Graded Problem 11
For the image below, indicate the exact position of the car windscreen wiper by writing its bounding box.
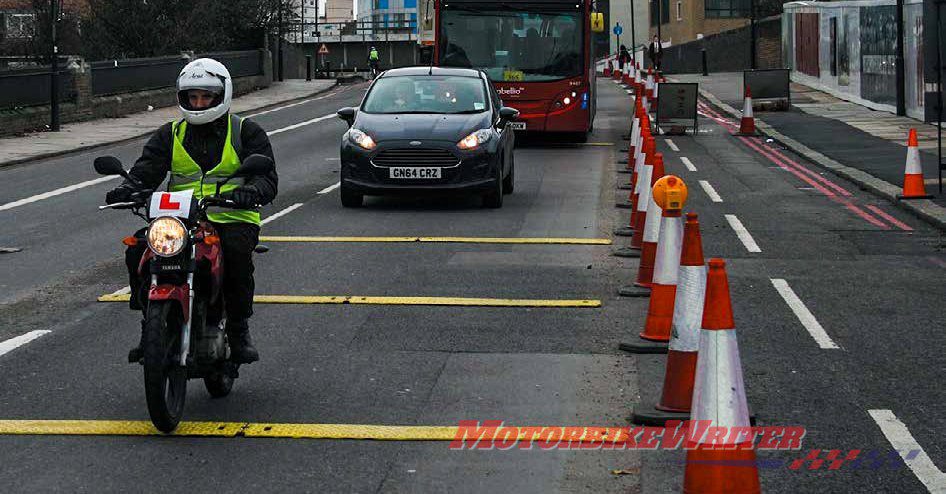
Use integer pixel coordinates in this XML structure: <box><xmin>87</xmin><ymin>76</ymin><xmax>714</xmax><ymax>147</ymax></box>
<box><xmin>451</xmin><ymin>110</ymin><xmax>488</xmax><ymax>114</ymax></box>
<box><xmin>389</xmin><ymin>111</ymin><xmax>449</xmax><ymax>114</ymax></box>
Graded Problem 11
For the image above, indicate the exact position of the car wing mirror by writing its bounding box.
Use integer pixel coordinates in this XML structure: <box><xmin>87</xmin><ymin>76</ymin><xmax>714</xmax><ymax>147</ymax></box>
<box><xmin>498</xmin><ymin>106</ymin><xmax>519</xmax><ymax>125</ymax></box>
<box><xmin>337</xmin><ymin>107</ymin><xmax>357</xmax><ymax>127</ymax></box>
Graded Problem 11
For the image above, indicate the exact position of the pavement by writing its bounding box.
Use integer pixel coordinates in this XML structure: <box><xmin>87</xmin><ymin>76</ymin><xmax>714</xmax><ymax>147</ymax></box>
<box><xmin>671</xmin><ymin>72</ymin><xmax>946</xmax><ymax>231</ymax></box>
<box><xmin>0</xmin><ymin>79</ymin><xmax>338</xmax><ymax>167</ymax></box>
<box><xmin>0</xmin><ymin>75</ymin><xmax>945</xmax><ymax>493</ymax></box>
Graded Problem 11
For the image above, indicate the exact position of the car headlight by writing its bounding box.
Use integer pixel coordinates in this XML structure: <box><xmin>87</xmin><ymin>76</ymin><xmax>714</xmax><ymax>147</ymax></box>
<box><xmin>147</xmin><ymin>216</ymin><xmax>187</xmax><ymax>257</ymax></box>
<box><xmin>457</xmin><ymin>129</ymin><xmax>492</xmax><ymax>150</ymax></box>
<box><xmin>349</xmin><ymin>128</ymin><xmax>376</xmax><ymax>150</ymax></box>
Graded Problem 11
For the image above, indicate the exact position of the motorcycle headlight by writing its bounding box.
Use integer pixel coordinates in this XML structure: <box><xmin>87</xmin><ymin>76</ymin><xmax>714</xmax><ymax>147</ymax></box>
<box><xmin>147</xmin><ymin>216</ymin><xmax>187</xmax><ymax>257</ymax></box>
<box><xmin>348</xmin><ymin>128</ymin><xmax>376</xmax><ymax>150</ymax></box>
<box><xmin>457</xmin><ymin>129</ymin><xmax>492</xmax><ymax>150</ymax></box>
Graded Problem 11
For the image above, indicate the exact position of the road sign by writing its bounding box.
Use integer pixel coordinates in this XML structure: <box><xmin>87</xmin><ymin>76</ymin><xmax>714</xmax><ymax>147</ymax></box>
<box><xmin>318</xmin><ymin>44</ymin><xmax>330</xmax><ymax>55</ymax></box>
<box><xmin>613</xmin><ymin>24</ymin><xmax>623</xmax><ymax>36</ymax></box>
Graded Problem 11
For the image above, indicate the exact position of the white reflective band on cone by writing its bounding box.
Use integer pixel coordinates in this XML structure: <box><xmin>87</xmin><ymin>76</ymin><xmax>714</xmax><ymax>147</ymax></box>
<box><xmin>652</xmin><ymin>217</ymin><xmax>684</xmax><ymax>285</ymax></box>
<box><xmin>631</xmin><ymin>117</ymin><xmax>640</xmax><ymax>148</ymax></box>
<box><xmin>690</xmin><ymin>330</ymin><xmax>752</xmax><ymax>445</ymax></box>
<box><xmin>633</xmin><ymin>124</ymin><xmax>642</xmax><ymax>155</ymax></box>
<box><xmin>654</xmin><ymin>82</ymin><xmax>659</xmax><ymax>98</ymax></box>
<box><xmin>642</xmin><ymin>196</ymin><xmax>663</xmax><ymax>243</ymax></box>
<box><xmin>743</xmin><ymin>96</ymin><xmax>753</xmax><ymax>118</ymax></box>
<box><xmin>636</xmin><ymin>165</ymin><xmax>653</xmax><ymax>212</ymax></box>
<box><xmin>906</xmin><ymin>147</ymin><xmax>922</xmax><ymax>174</ymax></box>
<box><xmin>634</xmin><ymin>142</ymin><xmax>645</xmax><ymax>181</ymax></box>
<box><xmin>669</xmin><ymin>265</ymin><xmax>707</xmax><ymax>353</ymax></box>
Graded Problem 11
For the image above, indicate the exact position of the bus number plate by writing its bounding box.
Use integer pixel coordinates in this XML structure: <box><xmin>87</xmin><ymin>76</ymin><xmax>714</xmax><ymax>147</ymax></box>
<box><xmin>509</xmin><ymin>122</ymin><xmax>526</xmax><ymax>130</ymax></box>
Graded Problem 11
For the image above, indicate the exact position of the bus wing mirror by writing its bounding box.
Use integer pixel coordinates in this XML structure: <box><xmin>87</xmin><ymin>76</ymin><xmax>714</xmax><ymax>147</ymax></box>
<box><xmin>591</xmin><ymin>13</ymin><xmax>605</xmax><ymax>33</ymax></box>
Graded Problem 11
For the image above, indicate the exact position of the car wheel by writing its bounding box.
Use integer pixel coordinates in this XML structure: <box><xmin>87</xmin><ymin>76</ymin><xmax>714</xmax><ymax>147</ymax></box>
<box><xmin>502</xmin><ymin>153</ymin><xmax>515</xmax><ymax>195</ymax></box>
<box><xmin>482</xmin><ymin>165</ymin><xmax>504</xmax><ymax>209</ymax></box>
<box><xmin>340</xmin><ymin>181</ymin><xmax>363</xmax><ymax>208</ymax></box>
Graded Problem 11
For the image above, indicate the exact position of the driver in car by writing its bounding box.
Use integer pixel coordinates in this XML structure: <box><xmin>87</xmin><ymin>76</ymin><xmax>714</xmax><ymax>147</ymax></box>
<box><xmin>104</xmin><ymin>58</ymin><xmax>278</xmax><ymax>365</ymax></box>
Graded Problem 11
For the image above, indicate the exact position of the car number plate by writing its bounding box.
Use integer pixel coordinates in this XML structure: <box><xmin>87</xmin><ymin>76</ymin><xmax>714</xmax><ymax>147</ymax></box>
<box><xmin>509</xmin><ymin>122</ymin><xmax>526</xmax><ymax>130</ymax></box>
<box><xmin>389</xmin><ymin>167</ymin><xmax>441</xmax><ymax>179</ymax></box>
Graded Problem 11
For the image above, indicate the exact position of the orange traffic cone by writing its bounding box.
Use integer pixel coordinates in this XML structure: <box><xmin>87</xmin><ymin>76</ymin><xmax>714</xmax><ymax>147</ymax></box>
<box><xmin>737</xmin><ymin>86</ymin><xmax>756</xmax><ymax>136</ymax></box>
<box><xmin>604</xmin><ymin>59</ymin><xmax>612</xmax><ymax>77</ymax></box>
<box><xmin>634</xmin><ymin>62</ymin><xmax>643</xmax><ymax>95</ymax></box>
<box><xmin>640</xmin><ymin>177</ymin><xmax>689</xmax><ymax>342</ymax></box>
<box><xmin>630</xmin><ymin>135</ymin><xmax>656</xmax><ymax>247</ymax></box>
<box><xmin>614</xmin><ymin>132</ymin><xmax>653</xmax><ymax>258</ymax></box>
<box><xmin>613</xmin><ymin>67</ymin><xmax>622</xmax><ymax>80</ymax></box>
<box><xmin>683</xmin><ymin>258</ymin><xmax>761</xmax><ymax>494</ymax></box>
<box><xmin>625</xmin><ymin>153</ymin><xmax>666</xmax><ymax>297</ymax></box>
<box><xmin>630</xmin><ymin>213</ymin><xmax>707</xmax><ymax>416</ymax></box>
<box><xmin>898</xmin><ymin>129</ymin><xmax>932</xmax><ymax>200</ymax></box>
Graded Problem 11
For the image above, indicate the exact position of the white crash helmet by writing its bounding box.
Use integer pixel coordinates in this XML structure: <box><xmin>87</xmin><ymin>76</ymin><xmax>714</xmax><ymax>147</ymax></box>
<box><xmin>177</xmin><ymin>58</ymin><xmax>232</xmax><ymax>125</ymax></box>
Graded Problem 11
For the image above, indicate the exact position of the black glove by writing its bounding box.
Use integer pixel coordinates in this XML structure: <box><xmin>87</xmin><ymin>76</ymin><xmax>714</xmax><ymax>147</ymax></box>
<box><xmin>223</xmin><ymin>185</ymin><xmax>261</xmax><ymax>209</ymax></box>
<box><xmin>106</xmin><ymin>184</ymin><xmax>136</xmax><ymax>204</ymax></box>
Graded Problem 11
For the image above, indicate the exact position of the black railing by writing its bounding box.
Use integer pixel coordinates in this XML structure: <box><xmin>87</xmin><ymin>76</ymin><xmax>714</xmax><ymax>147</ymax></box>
<box><xmin>0</xmin><ymin>66</ymin><xmax>75</xmax><ymax>110</ymax></box>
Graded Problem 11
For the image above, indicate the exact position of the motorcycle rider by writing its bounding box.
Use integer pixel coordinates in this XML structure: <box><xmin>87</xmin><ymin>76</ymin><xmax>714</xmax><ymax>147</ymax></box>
<box><xmin>105</xmin><ymin>58</ymin><xmax>277</xmax><ymax>365</ymax></box>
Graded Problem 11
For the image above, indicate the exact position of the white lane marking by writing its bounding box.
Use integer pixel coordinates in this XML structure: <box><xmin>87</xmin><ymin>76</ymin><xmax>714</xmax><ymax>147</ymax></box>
<box><xmin>245</xmin><ymin>89</ymin><xmax>343</xmax><ymax>118</ymax></box>
<box><xmin>318</xmin><ymin>182</ymin><xmax>341</xmax><ymax>195</ymax></box>
<box><xmin>0</xmin><ymin>176</ymin><xmax>118</xmax><ymax>212</ymax></box>
<box><xmin>325</xmin><ymin>157</ymin><xmax>340</xmax><ymax>161</ymax></box>
<box><xmin>0</xmin><ymin>111</ymin><xmax>337</xmax><ymax>214</ymax></box>
<box><xmin>770</xmin><ymin>279</ymin><xmax>840</xmax><ymax>350</ymax></box>
<box><xmin>680</xmin><ymin>157</ymin><xmax>697</xmax><ymax>172</ymax></box>
<box><xmin>260</xmin><ymin>203</ymin><xmax>304</xmax><ymax>225</ymax></box>
<box><xmin>698</xmin><ymin>180</ymin><xmax>723</xmax><ymax>203</ymax></box>
<box><xmin>109</xmin><ymin>286</ymin><xmax>131</xmax><ymax>296</ymax></box>
<box><xmin>665</xmin><ymin>139</ymin><xmax>680</xmax><ymax>152</ymax></box>
<box><xmin>868</xmin><ymin>409</ymin><xmax>946</xmax><ymax>493</ymax></box>
<box><xmin>0</xmin><ymin>330</ymin><xmax>51</xmax><ymax>358</ymax></box>
<box><xmin>266</xmin><ymin>114</ymin><xmax>336</xmax><ymax>136</ymax></box>
<box><xmin>725</xmin><ymin>214</ymin><xmax>761</xmax><ymax>253</ymax></box>
<box><xmin>626</xmin><ymin>89</ymin><xmax>633</xmax><ymax>94</ymax></box>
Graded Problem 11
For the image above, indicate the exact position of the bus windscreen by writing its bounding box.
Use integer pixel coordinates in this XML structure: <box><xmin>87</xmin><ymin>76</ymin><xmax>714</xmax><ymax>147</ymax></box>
<box><xmin>439</xmin><ymin>6</ymin><xmax>582</xmax><ymax>82</ymax></box>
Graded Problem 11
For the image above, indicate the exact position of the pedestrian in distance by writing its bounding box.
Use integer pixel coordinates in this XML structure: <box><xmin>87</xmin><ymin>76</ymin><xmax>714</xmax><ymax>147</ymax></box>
<box><xmin>105</xmin><ymin>58</ymin><xmax>278</xmax><ymax>365</ymax></box>
<box><xmin>619</xmin><ymin>44</ymin><xmax>630</xmax><ymax>71</ymax></box>
<box><xmin>649</xmin><ymin>35</ymin><xmax>663</xmax><ymax>71</ymax></box>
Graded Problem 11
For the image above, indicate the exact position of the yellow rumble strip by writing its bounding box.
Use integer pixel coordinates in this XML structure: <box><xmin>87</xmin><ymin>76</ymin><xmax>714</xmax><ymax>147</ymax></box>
<box><xmin>97</xmin><ymin>294</ymin><xmax>601</xmax><ymax>308</ymax></box>
<box><xmin>257</xmin><ymin>236</ymin><xmax>612</xmax><ymax>245</ymax></box>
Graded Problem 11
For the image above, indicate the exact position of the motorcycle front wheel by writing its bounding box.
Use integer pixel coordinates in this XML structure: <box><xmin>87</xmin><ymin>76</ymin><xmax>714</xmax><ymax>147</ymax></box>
<box><xmin>143</xmin><ymin>300</ymin><xmax>188</xmax><ymax>433</ymax></box>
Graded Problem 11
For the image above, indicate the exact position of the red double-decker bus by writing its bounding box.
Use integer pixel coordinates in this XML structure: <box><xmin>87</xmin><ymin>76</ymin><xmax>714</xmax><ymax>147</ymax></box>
<box><xmin>431</xmin><ymin>0</ymin><xmax>597</xmax><ymax>141</ymax></box>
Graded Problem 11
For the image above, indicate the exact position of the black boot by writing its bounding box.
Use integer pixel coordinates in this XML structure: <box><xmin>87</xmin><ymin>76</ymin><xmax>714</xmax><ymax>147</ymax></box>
<box><xmin>226</xmin><ymin>319</ymin><xmax>259</xmax><ymax>364</ymax></box>
<box><xmin>128</xmin><ymin>320</ymin><xmax>146</xmax><ymax>363</ymax></box>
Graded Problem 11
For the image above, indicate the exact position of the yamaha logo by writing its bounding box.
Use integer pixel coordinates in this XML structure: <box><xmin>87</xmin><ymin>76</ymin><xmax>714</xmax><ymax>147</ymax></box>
<box><xmin>410</xmin><ymin>141</ymin><xmax>422</xmax><ymax>146</ymax></box>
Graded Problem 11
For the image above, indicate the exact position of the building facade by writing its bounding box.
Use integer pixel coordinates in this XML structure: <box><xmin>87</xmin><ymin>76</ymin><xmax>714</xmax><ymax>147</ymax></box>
<box><xmin>649</xmin><ymin>0</ymin><xmax>752</xmax><ymax>47</ymax></box>
<box><xmin>357</xmin><ymin>0</ymin><xmax>418</xmax><ymax>34</ymax></box>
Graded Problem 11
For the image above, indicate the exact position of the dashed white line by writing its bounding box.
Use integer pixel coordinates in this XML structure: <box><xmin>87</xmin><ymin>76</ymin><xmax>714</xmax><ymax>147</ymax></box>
<box><xmin>665</xmin><ymin>139</ymin><xmax>680</xmax><ymax>152</ymax></box>
<box><xmin>266</xmin><ymin>114</ymin><xmax>337</xmax><ymax>136</ymax></box>
<box><xmin>698</xmin><ymin>180</ymin><xmax>723</xmax><ymax>203</ymax></box>
<box><xmin>868</xmin><ymin>409</ymin><xmax>946</xmax><ymax>493</ymax></box>
<box><xmin>770</xmin><ymin>279</ymin><xmax>839</xmax><ymax>350</ymax></box>
<box><xmin>245</xmin><ymin>88</ymin><xmax>343</xmax><ymax>118</ymax></box>
<box><xmin>680</xmin><ymin>157</ymin><xmax>697</xmax><ymax>172</ymax></box>
<box><xmin>725</xmin><ymin>214</ymin><xmax>761</xmax><ymax>253</ymax></box>
<box><xmin>0</xmin><ymin>176</ymin><xmax>118</xmax><ymax>212</ymax></box>
<box><xmin>318</xmin><ymin>182</ymin><xmax>341</xmax><ymax>195</ymax></box>
<box><xmin>0</xmin><ymin>330</ymin><xmax>51</xmax><ymax>358</ymax></box>
<box><xmin>260</xmin><ymin>203</ymin><xmax>304</xmax><ymax>225</ymax></box>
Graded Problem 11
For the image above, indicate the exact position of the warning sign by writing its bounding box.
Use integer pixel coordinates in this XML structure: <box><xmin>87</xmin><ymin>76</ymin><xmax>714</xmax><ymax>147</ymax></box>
<box><xmin>318</xmin><ymin>44</ymin><xmax>330</xmax><ymax>55</ymax></box>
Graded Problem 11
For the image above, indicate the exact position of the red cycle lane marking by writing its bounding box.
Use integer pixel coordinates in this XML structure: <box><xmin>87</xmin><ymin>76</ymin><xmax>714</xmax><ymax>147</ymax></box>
<box><xmin>693</xmin><ymin>100</ymin><xmax>897</xmax><ymax>230</ymax></box>
<box><xmin>864</xmin><ymin>205</ymin><xmax>913</xmax><ymax>231</ymax></box>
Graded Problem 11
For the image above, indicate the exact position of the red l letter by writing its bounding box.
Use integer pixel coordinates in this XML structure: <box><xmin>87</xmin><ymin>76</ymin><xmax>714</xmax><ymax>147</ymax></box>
<box><xmin>159</xmin><ymin>193</ymin><xmax>180</xmax><ymax>210</ymax></box>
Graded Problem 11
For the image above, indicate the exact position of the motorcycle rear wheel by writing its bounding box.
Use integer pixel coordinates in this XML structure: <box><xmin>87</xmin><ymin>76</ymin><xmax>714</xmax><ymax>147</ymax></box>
<box><xmin>143</xmin><ymin>300</ymin><xmax>188</xmax><ymax>433</ymax></box>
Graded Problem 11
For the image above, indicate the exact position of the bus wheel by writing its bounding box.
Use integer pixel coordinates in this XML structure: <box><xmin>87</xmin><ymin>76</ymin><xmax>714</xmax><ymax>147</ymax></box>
<box><xmin>571</xmin><ymin>132</ymin><xmax>589</xmax><ymax>144</ymax></box>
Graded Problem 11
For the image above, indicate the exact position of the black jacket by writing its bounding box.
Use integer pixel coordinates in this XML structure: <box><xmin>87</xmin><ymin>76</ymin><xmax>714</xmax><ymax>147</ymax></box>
<box><xmin>124</xmin><ymin>114</ymin><xmax>278</xmax><ymax>205</ymax></box>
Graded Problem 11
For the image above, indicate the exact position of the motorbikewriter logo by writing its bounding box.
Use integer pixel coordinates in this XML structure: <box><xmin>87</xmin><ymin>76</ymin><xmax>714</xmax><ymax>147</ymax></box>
<box><xmin>449</xmin><ymin>420</ymin><xmax>806</xmax><ymax>451</ymax></box>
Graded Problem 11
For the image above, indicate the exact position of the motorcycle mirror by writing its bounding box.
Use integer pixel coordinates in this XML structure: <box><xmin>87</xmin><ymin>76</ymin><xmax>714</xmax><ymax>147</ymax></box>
<box><xmin>94</xmin><ymin>156</ymin><xmax>128</xmax><ymax>177</ymax></box>
<box><xmin>233</xmin><ymin>154</ymin><xmax>275</xmax><ymax>178</ymax></box>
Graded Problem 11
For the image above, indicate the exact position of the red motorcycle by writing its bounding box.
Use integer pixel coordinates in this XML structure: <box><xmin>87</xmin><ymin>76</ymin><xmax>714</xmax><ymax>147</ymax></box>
<box><xmin>95</xmin><ymin>155</ymin><xmax>272</xmax><ymax>432</ymax></box>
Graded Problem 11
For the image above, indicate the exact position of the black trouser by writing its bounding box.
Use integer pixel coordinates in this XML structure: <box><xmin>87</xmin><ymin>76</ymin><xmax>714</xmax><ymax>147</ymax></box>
<box><xmin>125</xmin><ymin>222</ymin><xmax>260</xmax><ymax>325</ymax></box>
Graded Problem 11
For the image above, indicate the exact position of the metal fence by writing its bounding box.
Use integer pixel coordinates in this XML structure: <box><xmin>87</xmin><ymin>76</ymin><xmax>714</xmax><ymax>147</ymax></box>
<box><xmin>0</xmin><ymin>67</ymin><xmax>75</xmax><ymax>110</ymax></box>
<box><xmin>0</xmin><ymin>50</ymin><xmax>264</xmax><ymax>109</ymax></box>
<box><xmin>91</xmin><ymin>50</ymin><xmax>262</xmax><ymax>97</ymax></box>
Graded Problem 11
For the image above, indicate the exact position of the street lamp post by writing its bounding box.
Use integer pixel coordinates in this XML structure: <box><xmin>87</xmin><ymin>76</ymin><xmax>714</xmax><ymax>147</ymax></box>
<box><xmin>277</xmin><ymin>0</ymin><xmax>284</xmax><ymax>81</ymax></box>
<box><xmin>749</xmin><ymin>0</ymin><xmax>757</xmax><ymax>70</ymax></box>
<box><xmin>49</xmin><ymin>0</ymin><xmax>60</xmax><ymax>131</ymax></box>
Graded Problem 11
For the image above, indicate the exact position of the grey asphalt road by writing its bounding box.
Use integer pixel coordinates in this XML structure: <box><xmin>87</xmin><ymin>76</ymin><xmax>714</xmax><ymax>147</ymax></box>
<box><xmin>0</xmin><ymin>76</ymin><xmax>944</xmax><ymax>493</ymax></box>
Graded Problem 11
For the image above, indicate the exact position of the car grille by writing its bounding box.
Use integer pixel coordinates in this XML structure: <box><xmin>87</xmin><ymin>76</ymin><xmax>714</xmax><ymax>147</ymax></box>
<box><xmin>372</xmin><ymin>148</ymin><xmax>460</xmax><ymax>167</ymax></box>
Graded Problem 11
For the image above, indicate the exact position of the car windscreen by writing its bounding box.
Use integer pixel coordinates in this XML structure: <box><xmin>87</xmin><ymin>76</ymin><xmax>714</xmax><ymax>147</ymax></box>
<box><xmin>361</xmin><ymin>75</ymin><xmax>488</xmax><ymax>114</ymax></box>
<box><xmin>439</xmin><ymin>6</ymin><xmax>582</xmax><ymax>82</ymax></box>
